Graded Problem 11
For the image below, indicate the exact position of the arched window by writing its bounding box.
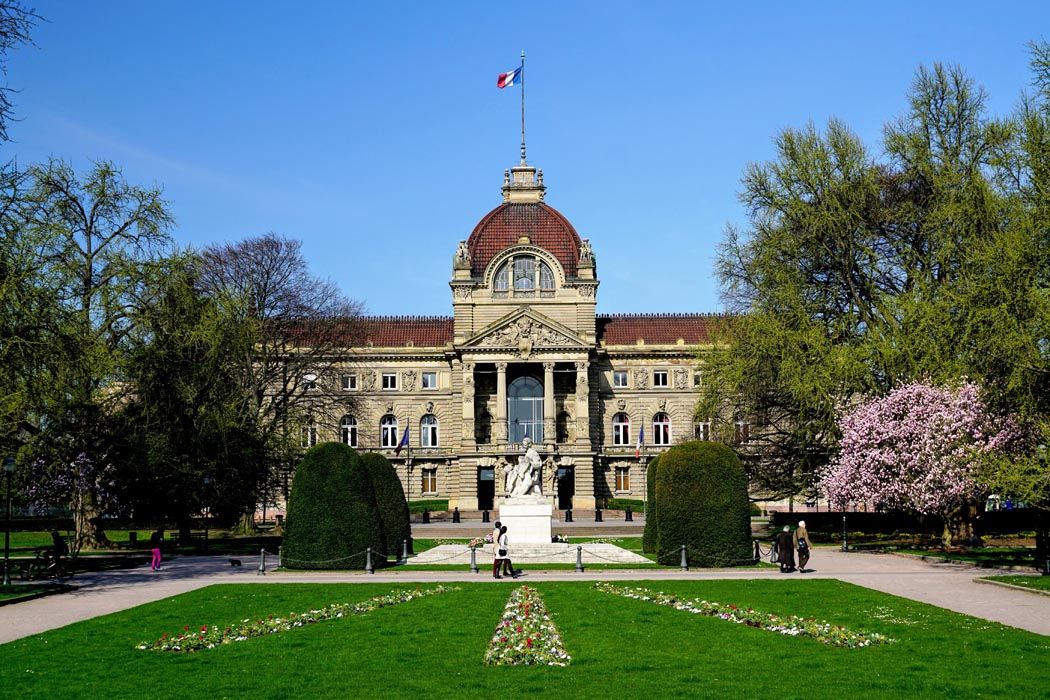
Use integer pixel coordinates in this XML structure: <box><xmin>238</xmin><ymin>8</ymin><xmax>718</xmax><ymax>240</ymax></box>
<box><xmin>513</xmin><ymin>256</ymin><xmax>535</xmax><ymax>290</ymax></box>
<box><xmin>492</xmin><ymin>256</ymin><xmax>557</xmax><ymax>293</ymax></box>
<box><xmin>508</xmin><ymin>375</ymin><xmax>543</xmax><ymax>443</ymax></box>
<box><xmin>612</xmin><ymin>413</ymin><xmax>631</xmax><ymax>446</ymax></box>
<box><xmin>653</xmin><ymin>412</ymin><xmax>671</xmax><ymax>446</ymax></box>
<box><xmin>380</xmin><ymin>415</ymin><xmax>399</xmax><ymax>448</ymax></box>
<box><xmin>340</xmin><ymin>415</ymin><xmax>358</xmax><ymax>447</ymax></box>
<box><xmin>300</xmin><ymin>418</ymin><xmax>317</xmax><ymax>448</ymax></box>
<box><xmin>420</xmin><ymin>414</ymin><xmax>438</xmax><ymax>447</ymax></box>
<box><xmin>494</xmin><ymin>263</ymin><xmax>509</xmax><ymax>291</ymax></box>
<box><xmin>539</xmin><ymin>261</ymin><xmax>555</xmax><ymax>290</ymax></box>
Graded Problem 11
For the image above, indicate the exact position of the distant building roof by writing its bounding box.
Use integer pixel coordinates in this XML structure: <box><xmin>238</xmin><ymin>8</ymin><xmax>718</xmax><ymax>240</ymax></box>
<box><xmin>596</xmin><ymin>314</ymin><xmax>718</xmax><ymax>346</ymax></box>
<box><xmin>466</xmin><ymin>202</ymin><xmax>582</xmax><ymax>278</ymax></box>
<box><xmin>290</xmin><ymin>313</ymin><xmax>721</xmax><ymax>349</ymax></box>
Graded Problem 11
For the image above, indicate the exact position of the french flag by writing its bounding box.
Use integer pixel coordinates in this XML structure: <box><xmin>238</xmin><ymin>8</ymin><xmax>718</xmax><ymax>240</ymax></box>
<box><xmin>636</xmin><ymin>425</ymin><xmax>644</xmax><ymax>459</ymax></box>
<box><xmin>497</xmin><ymin>66</ymin><xmax>521</xmax><ymax>89</ymax></box>
<box><xmin>395</xmin><ymin>427</ymin><xmax>410</xmax><ymax>456</ymax></box>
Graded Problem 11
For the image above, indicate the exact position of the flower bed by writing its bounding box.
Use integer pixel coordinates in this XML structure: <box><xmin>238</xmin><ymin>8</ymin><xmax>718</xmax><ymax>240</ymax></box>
<box><xmin>594</xmin><ymin>583</ymin><xmax>895</xmax><ymax>648</ymax></box>
<box><xmin>138</xmin><ymin>586</ymin><xmax>459</xmax><ymax>653</ymax></box>
<box><xmin>484</xmin><ymin>585</ymin><xmax>571</xmax><ymax>666</ymax></box>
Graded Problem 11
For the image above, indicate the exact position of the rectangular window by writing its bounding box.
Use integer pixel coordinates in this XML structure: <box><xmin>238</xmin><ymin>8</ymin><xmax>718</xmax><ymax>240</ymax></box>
<box><xmin>694</xmin><ymin>422</ymin><xmax>711</xmax><ymax>441</ymax></box>
<box><xmin>421</xmin><ymin>468</ymin><xmax>437</xmax><ymax>495</ymax></box>
<box><xmin>653</xmin><ymin>370</ymin><xmax>668</xmax><ymax>387</ymax></box>
<box><xmin>693</xmin><ymin>372</ymin><xmax>702</xmax><ymax>388</ymax></box>
<box><xmin>422</xmin><ymin>372</ymin><xmax>437</xmax><ymax>390</ymax></box>
<box><xmin>615</xmin><ymin>466</ymin><xmax>631</xmax><ymax>493</ymax></box>
<box><xmin>341</xmin><ymin>374</ymin><xmax>357</xmax><ymax>390</ymax></box>
<box><xmin>613</xmin><ymin>370</ymin><xmax>628</xmax><ymax>388</ymax></box>
<box><xmin>735</xmin><ymin>422</ymin><xmax>751</xmax><ymax>444</ymax></box>
<box><xmin>382</xmin><ymin>372</ymin><xmax>398</xmax><ymax>390</ymax></box>
<box><xmin>300</xmin><ymin>424</ymin><xmax>317</xmax><ymax>448</ymax></box>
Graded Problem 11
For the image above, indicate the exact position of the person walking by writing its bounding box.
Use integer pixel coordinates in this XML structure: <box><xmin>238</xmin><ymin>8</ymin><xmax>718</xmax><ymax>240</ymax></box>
<box><xmin>794</xmin><ymin>520</ymin><xmax>813</xmax><ymax>572</ymax></box>
<box><xmin>491</xmin><ymin>521</ymin><xmax>503</xmax><ymax>579</ymax></box>
<box><xmin>498</xmin><ymin>525</ymin><xmax>518</xmax><ymax>579</ymax></box>
<box><xmin>150</xmin><ymin>530</ymin><xmax>163</xmax><ymax>571</ymax></box>
<box><xmin>775</xmin><ymin>525</ymin><xmax>796</xmax><ymax>573</ymax></box>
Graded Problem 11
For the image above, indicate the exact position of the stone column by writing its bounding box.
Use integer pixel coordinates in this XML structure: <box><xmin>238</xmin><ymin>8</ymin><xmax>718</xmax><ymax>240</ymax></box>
<box><xmin>495</xmin><ymin>361</ymin><xmax>508</xmax><ymax>443</ymax></box>
<box><xmin>574</xmin><ymin>360</ymin><xmax>591</xmax><ymax>448</ymax></box>
<box><xmin>543</xmin><ymin>361</ymin><xmax>556</xmax><ymax>444</ymax></box>
<box><xmin>461</xmin><ymin>361</ymin><xmax>475</xmax><ymax>447</ymax></box>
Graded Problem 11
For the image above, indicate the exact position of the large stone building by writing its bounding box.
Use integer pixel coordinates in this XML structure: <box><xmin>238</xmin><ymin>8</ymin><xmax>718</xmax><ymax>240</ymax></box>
<box><xmin>306</xmin><ymin>160</ymin><xmax>717</xmax><ymax>510</ymax></box>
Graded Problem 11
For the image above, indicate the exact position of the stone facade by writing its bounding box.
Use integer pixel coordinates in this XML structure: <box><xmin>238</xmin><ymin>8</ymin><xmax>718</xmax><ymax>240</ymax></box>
<box><xmin>300</xmin><ymin>161</ymin><xmax>717</xmax><ymax>510</ymax></box>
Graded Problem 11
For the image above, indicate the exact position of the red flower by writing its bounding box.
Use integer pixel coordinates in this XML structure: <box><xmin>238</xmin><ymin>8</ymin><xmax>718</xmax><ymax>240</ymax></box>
<box><xmin>200</xmin><ymin>625</ymin><xmax>208</xmax><ymax>632</ymax></box>
<box><xmin>183</xmin><ymin>625</ymin><xmax>190</xmax><ymax>631</ymax></box>
<box><xmin>526</xmin><ymin>639</ymin><xmax>533</xmax><ymax>647</ymax></box>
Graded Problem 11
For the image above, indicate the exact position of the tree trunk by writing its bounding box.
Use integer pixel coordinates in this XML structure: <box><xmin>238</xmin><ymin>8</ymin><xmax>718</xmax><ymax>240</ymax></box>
<box><xmin>232</xmin><ymin>510</ymin><xmax>257</xmax><ymax>535</ymax></box>
<box><xmin>73</xmin><ymin>491</ymin><xmax>111</xmax><ymax>550</ymax></box>
<box><xmin>177</xmin><ymin>517</ymin><xmax>192</xmax><ymax>546</ymax></box>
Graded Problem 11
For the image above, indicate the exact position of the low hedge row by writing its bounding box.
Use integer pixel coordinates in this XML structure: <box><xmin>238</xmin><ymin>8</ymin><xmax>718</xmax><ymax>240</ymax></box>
<box><xmin>769</xmin><ymin>508</ymin><xmax>1045</xmax><ymax>536</ymax></box>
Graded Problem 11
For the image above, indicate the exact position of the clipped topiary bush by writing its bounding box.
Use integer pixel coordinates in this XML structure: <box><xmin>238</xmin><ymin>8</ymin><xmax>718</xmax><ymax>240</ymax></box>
<box><xmin>641</xmin><ymin>454</ymin><xmax>661</xmax><ymax>553</ymax></box>
<box><xmin>283</xmin><ymin>442</ymin><xmax>387</xmax><ymax>569</ymax></box>
<box><xmin>361</xmin><ymin>452</ymin><xmax>412</xmax><ymax>555</ymax></box>
<box><xmin>655</xmin><ymin>441</ymin><xmax>752</xmax><ymax>567</ymax></box>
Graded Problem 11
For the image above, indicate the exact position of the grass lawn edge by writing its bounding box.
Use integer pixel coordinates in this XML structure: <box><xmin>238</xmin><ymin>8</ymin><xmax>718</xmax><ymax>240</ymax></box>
<box><xmin>888</xmin><ymin>550</ymin><xmax>1040</xmax><ymax>572</ymax></box>
<box><xmin>975</xmin><ymin>576</ymin><xmax>1050</xmax><ymax>597</ymax></box>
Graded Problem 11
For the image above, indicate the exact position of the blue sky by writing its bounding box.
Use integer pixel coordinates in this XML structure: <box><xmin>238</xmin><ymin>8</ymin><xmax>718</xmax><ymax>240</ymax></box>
<box><xmin>5</xmin><ymin>2</ymin><xmax>1047</xmax><ymax>316</ymax></box>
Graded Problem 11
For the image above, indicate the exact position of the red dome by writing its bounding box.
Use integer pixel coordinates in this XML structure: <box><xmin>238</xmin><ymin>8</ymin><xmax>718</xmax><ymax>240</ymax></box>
<box><xmin>466</xmin><ymin>202</ymin><xmax>582</xmax><ymax>278</ymax></box>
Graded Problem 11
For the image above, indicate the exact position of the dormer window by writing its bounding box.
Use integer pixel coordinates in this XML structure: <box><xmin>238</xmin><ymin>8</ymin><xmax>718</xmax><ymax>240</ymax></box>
<box><xmin>493</xmin><ymin>255</ymin><xmax>556</xmax><ymax>293</ymax></box>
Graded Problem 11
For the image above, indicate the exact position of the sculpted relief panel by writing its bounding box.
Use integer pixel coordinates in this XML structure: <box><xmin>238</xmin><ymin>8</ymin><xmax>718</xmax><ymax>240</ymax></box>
<box><xmin>486</xmin><ymin>317</ymin><xmax>575</xmax><ymax>348</ymax></box>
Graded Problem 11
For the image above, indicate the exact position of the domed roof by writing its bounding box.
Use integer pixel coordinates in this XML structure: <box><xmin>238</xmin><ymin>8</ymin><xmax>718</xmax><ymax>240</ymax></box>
<box><xmin>466</xmin><ymin>202</ymin><xmax>582</xmax><ymax>278</ymax></box>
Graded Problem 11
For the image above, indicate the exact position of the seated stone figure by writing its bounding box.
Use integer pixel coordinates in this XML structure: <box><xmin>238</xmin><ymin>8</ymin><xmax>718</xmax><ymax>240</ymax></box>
<box><xmin>508</xmin><ymin>437</ymin><xmax>543</xmax><ymax>498</ymax></box>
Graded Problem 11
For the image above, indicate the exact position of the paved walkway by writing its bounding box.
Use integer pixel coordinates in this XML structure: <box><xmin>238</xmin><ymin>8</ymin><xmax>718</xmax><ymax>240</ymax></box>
<box><xmin>1</xmin><ymin>547</ymin><xmax>1047</xmax><ymax>645</ymax></box>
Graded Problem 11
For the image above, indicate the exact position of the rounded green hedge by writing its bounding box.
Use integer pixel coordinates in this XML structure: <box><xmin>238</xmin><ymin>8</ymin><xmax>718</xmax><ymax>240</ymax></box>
<box><xmin>283</xmin><ymin>442</ymin><xmax>387</xmax><ymax>569</ymax></box>
<box><xmin>361</xmin><ymin>452</ymin><xmax>412</xmax><ymax>555</ymax></box>
<box><xmin>641</xmin><ymin>454</ymin><xmax>661</xmax><ymax>553</ymax></box>
<box><xmin>655</xmin><ymin>441</ymin><xmax>752</xmax><ymax>567</ymax></box>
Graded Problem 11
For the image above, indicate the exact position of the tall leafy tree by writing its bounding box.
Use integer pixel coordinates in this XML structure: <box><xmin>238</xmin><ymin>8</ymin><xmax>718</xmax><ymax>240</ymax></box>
<box><xmin>118</xmin><ymin>257</ymin><xmax>267</xmax><ymax>541</ymax></box>
<box><xmin>18</xmin><ymin>160</ymin><xmax>173</xmax><ymax>548</ymax></box>
<box><xmin>198</xmin><ymin>233</ymin><xmax>362</xmax><ymax>528</ymax></box>
<box><xmin>702</xmin><ymin>61</ymin><xmax>1042</xmax><ymax>501</ymax></box>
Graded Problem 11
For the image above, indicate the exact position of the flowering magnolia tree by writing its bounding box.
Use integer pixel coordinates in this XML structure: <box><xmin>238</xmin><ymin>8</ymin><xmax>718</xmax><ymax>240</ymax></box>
<box><xmin>818</xmin><ymin>381</ymin><xmax>1025</xmax><ymax>546</ymax></box>
<box><xmin>19</xmin><ymin>452</ymin><xmax>121</xmax><ymax>551</ymax></box>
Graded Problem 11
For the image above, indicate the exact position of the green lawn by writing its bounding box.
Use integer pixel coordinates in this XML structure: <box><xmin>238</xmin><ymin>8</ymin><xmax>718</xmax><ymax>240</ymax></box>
<box><xmin>983</xmin><ymin>575</ymin><xmax>1050</xmax><ymax>591</ymax></box>
<box><xmin>896</xmin><ymin>547</ymin><xmax>1037</xmax><ymax>568</ymax></box>
<box><xmin>1</xmin><ymin>580</ymin><xmax>1046</xmax><ymax>698</ymax></box>
<box><xmin>0</xmin><ymin>583</ymin><xmax>65</xmax><ymax>602</ymax></box>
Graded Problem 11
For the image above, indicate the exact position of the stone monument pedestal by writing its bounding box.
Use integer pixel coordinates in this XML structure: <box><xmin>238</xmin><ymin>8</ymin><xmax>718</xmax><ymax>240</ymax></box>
<box><xmin>498</xmin><ymin>497</ymin><xmax>553</xmax><ymax>544</ymax></box>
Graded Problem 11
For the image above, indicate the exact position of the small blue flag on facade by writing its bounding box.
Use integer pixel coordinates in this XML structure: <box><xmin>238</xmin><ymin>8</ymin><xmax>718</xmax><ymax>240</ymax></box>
<box><xmin>395</xmin><ymin>426</ymin><xmax>410</xmax><ymax>456</ymax></box>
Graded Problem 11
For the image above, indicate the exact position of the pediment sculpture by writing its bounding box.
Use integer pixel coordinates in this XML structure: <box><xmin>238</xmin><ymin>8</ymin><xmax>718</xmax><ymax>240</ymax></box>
<box><xmin>474</xmin><ymin>315</ymin><xmax>581</xmax><ymax>358</ymax></box>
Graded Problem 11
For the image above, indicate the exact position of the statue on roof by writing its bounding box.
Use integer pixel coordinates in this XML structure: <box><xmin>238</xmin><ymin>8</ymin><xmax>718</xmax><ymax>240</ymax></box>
<box><xmin>579</xmin><ymin>238</ymin><xmax>594</xmax><ymax>266</ymax></box>
<box><xmin>454</xmin><ymin>240</ymin><xmax>471</xmax><ymax>268</ymax></box>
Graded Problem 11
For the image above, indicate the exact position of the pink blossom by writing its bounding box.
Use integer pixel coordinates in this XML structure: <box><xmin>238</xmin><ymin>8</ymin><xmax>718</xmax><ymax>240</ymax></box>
<box><xmin>818</xmin><ymin>381</ymin><xmax>1025</xmax><ymax>516</ymax></box>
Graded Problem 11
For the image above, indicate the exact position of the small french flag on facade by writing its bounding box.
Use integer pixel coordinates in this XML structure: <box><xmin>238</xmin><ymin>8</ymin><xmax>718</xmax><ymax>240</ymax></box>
<box><xmin>497</xmin><ymin>66</ymin><xmax>522</xmax><ymax>89</ymax></box>
<box><xmin>395</xmin><ymin>427</ymin><xmax>410</xmax><ymax>456</ymax></box>
<box><xmin>636</xmin><ymin>425</ymin><xmax>645</xmax><ymax>459</ymax></box>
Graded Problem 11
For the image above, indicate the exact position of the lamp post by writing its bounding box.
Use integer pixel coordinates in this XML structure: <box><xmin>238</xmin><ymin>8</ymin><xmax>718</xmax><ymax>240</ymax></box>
<box><xmin>3</xmin><ymin>456</ymin><xmax>14</xmax><ymax>586</ymax></box>
<box><xmin>841</xmin><ymin>513</ymin><xmax>848</xmax><ymax>552</ymax></box>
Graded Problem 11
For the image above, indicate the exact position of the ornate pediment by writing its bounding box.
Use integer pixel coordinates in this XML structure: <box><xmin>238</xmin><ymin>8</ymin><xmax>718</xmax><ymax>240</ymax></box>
<box><xmin>463</xmin><ymin>309</ymin><xmax>588</xmax><ymax>356</ymax></box>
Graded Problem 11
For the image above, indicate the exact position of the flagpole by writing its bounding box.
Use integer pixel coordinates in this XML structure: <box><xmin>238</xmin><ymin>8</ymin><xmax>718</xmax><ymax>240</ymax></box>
<box><xmin>520</xmin><ymin>49</ymin><xmax>526</xmax><ymax>164</ymax></box>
